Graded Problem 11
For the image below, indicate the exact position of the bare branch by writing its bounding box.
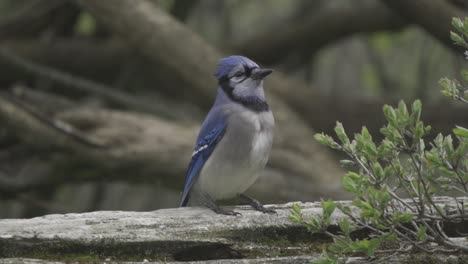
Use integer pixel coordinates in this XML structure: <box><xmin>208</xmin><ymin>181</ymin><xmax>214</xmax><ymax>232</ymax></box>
<box><xmin>3</xmin><ymin>90</ymin><xmax>105</xmax><ymax>148</ymax></box>
<box><xmin>0</xmin><ymin>46</ymin><xmax>182</xmax><ymax>118</ymax></box>
<box><xmin>0</xmin><ymin>39</ymin><xmax>131</xmax><ymax>85</ymax></box>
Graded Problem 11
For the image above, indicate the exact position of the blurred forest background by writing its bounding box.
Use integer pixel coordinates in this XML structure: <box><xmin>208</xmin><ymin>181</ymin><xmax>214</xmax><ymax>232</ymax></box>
<box><xmin>0</xmin><ymin>0</ymin><xmax>467</xmax><ymax>219</ymax></box>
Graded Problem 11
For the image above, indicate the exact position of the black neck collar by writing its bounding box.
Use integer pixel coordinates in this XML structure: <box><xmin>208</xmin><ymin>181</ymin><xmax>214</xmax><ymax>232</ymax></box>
<box><xmin>220</xmin><ymin>80</ymin><xmax>269</xmax><ymax>112</ymax></box>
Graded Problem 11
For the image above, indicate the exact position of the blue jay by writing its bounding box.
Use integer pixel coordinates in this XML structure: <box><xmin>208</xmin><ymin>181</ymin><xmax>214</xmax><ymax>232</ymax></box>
<box><xmin>179</xmin><ymin>55</ymin><xmax>275</xmax><ymax>215</ymax></box>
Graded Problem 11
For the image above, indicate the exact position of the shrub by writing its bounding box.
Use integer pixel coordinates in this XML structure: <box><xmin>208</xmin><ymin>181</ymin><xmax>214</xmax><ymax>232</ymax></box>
<box><xmin>290</xmin><ymin>18</ymin><xmax>468</xmax><ymax>263</ymax></box>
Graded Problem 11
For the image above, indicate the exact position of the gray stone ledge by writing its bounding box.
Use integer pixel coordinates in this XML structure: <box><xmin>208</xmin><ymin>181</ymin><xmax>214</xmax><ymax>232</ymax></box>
<box><xmin>0</xmin><ymin>198</ymin><xmax>467</xmax><ymax>263</ymax></box>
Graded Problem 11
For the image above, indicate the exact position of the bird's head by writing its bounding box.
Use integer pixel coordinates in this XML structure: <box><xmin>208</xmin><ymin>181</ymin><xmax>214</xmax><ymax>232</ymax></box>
<box><xmin>215</xmin><ymin>55</ymin><xmax>273</xmax><ymax>100</ymax></box>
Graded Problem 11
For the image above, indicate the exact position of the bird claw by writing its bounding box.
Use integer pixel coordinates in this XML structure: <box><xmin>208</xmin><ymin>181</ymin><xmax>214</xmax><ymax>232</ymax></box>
<box><xmin>238</xmin><ymin>194</ymin><xmax>276</xmax><ymax>214</ymax></box>
<box><xmin>226</xmin><ymin>210</ymin><xmax>242</xmax><ymax>216</ymax></box>
<box><xmin>215</xmin><ymin>208</ymin><xmax>242</xmax><ymax>216</ymax></box>
<box><xmin>254</xmin><ymin>206</ymin><xmax>276</xmax><ymax>214</ymax></box>
<box><xmin>260</xmin><ymin>207</ymin><xmax>277</xmax><ymax>214</ymax></box>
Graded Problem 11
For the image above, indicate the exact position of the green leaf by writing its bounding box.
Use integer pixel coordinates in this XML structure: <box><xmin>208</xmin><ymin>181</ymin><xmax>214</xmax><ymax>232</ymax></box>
<box><xmin>314</xmin><ymin>133</ymin><xmax>340</xmax><ymax>149</ymax></box>
<box><xmin>292</xmin><ymin>203</ymin><xmax>301</xmax><ymax>214</ymax></box>
<box><xmin>307</xmin><ymin>217</ymin><xmax>321</xmax><ymax>233</ymax></box>
<box><xmin>452</xmin><ymin>17</ymin><xmax>464</xmax><ymax>31</ymax></box>
<box><xmin>454</xmin><ymin>126</ymin><xmax>468</xmax><ymax>138</ymax></box>
<box><xmin>322</xmin><ymin>199</ymin><xmax>336</xmax><ymax>219</ymax></box>
<box><xmin>440</xmin><ymin>78</ymin><xmax>462</xmax><ymax>99</ymax></box>
<box><xmin>397</xmin><ymin>101</ymin><xmax>409</xmax><ymax>121</ymax></box>
<box><xmin>339</xmin><ymin>159</ymin><xmax>355</xmax><ymax>167</ymax></box>
<box><xmin>337</xmin><ymin>203</ymin><xmax>352</xmax><ymax>215</ymax></box>
<box><xmin>339</xmin><ymin>219</ymin><xmax>352</xmax><ymax>236</ymax></box>
<box><xmin>383</xmin><ymin>105</ymin><xmax>398</xmax><ymax>127</ymax></box>
<box><xmin>414</xmin><ymin>121</ymin><xmax>425</xmax><ymax>140</ymax></box>
<box><xmin>455</xmin><ymin>140</ymin><xmax>468</xmax><ymax>162</ymax></box>
<box><xmin>331</xmin><ymin>236</ymin><xmax>352</xmax><ymax>252</ymax></box>
<box><xmin>342</xmin><ymin>172</ymin><xmax>361</xmax><ymax>195</ymax></box>
<box><xmin>289</xmin><ymin>204</ymin><xmax>303</xmax><ymax>223</ymax></box>
<box><xmin>434</xmin><ymin>133</ymin><xmax>444</xmax><ymax>148</ymax></box>
<box><xmin>373</xmin><ymin>189</ymin><xmax>391</xmax><ymax>208</ymax></box>
<box><xmin>464</xmin><ymin>17</ymin><xmax>468</xmax><ymax>31</ymax></box>
<box><xmin>398</xmin><ymin>213</ymin><xmax>414</xmax><ymax>223</ymax></box>
<box><xmin>378</xmin><ymin>139</ymin><xmax>394</xmax><ymax>156</ymax></box>
<box><xmin>334</xmin><ymin>122</ymin><xmax>350</xmax><ymax>145</ymax></box>
<box><xmin>355</xmin><ymin>199</ymin><xmax>372</xmax><ymax>210</ymax></box>
<box><xmin>373</xmin><ymin>162</ymin><xmax>384</xmax><ymax>181</ymax></box>
<box><xmin>382</xmin><ymin>165</ymin><xmax>394</xmax><ymax>179</ymax></box>
<box><xmin>461</xmin><ymin>70</ymin><xmax>468</xmax><ymax>82</ymax></box>
<box><xmin>380</xmin><ymin>232</ymin><xmax>398</xmax><ymax>242</ymax></box>
<box><xmin>361</xmin><ymin>126</ymin><xmax>372</xmax><ymax>141</ymax></box>
<box><xmin>312</xmin><ymin>250</ymin><xmax>338</xmax><ymax>264</ymax></box>
<box><xmin>366</xmin><ymin>238</ymin><xmax>381</xmax><ymax>256</ymax></box>
<box><xmin>425</xmin><ymin>125</ymin><xmax>432</xmax><ymax>134</ymax></box>
<box><xmin>444</xmin><ymin>135</ymin><xmax>455</xmax><ymax>156</ymax></box>
<box><xmin>451</xmin><ymin>31</ymin><xmax>465</xmax><ymax>46</ymax></box>
<box><xmin>355</xmin><ymin>200</ymin><xmax>381</xmax><ymax>219</ymax></box>
<box><xmin>288</xmin><ymin>214</ymin><xmax>300</xmax><ymax>223</ymax></box>
<box><xmin>410</xmin><ymin>100</ymin><xmax>422</xmax><ymax>125</ymax></box>
<box><xmin>417</xmin><ymin>225</ymin><xmax>427</xmax><ymax>241</ymax></box>
<box><xmin>349</xmin><ymin>238</ymin><xmax>380</xmax><ymax>257</ymax></box>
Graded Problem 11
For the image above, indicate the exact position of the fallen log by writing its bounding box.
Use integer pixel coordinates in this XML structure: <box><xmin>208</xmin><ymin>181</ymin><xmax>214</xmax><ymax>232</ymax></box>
<box><xmin>0</xmin><ymin>197</ymin><xmax>467</xmax><ymax>263</ymax></box>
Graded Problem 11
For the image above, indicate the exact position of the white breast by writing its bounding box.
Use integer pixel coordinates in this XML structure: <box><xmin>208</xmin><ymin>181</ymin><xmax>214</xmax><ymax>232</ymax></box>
<box><xmin>193</xmin><ymin>107</ymin><xmax>274</xmax><ymax>201</ymax></box>
<box><xmin>247</xmin><ymin>111</ymin><xmax>274</xmax><ymax>168</ymax></box>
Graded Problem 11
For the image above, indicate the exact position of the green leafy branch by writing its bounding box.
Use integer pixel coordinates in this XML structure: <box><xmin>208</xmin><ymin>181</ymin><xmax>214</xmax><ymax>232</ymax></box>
<box><xmin>292</xmin><ymin>100</ymin><xmax>467</xmax><ymax>263</ymax></box>
<box><xmin>442</xmin><ymin>17</ymin><xmax>468</xmax><ymax>104</ymax></box>
<box><xmin>289</xmin><ymin>17</ymin><xmax>468</xmax><ymax>264</ymax></box>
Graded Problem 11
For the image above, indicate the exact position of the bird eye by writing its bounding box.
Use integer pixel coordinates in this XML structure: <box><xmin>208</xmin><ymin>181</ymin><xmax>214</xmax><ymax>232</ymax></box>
<box><xmin>233</xmin><ymin>71</ymin><xmax>244</xmax><ymax>77</ymax></box>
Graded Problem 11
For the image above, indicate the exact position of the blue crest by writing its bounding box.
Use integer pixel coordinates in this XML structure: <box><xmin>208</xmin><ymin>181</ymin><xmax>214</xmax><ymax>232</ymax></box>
<box><xmin>214</xmin><ymin>55</ymin><xmax>259</xmax><ymax>80</ymax></box>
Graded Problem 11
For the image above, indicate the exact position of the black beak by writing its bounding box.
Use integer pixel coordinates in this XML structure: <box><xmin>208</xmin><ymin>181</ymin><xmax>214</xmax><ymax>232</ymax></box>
<box><xmin>251</xmin><ymin>68</ymin><xmax>274</xmax><ymax>80</ymax></box>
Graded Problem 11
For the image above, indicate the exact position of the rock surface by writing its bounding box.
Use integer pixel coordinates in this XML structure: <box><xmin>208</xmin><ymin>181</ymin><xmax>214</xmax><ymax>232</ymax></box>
<box><xmin>0</xmin><ymin>199</ymin><xmax>467</xmax><ymax>263</ymax></box>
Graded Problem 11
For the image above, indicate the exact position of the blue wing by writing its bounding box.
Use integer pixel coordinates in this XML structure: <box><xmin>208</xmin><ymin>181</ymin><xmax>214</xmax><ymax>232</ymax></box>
<box><xmin>179</xmin><ymin>113</ymin><xmax>226</xmax><ymax>207</ymax></box>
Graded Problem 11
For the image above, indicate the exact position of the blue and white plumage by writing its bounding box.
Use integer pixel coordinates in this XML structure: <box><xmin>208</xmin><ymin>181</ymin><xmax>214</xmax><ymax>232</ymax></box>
<box><xmin>180</xmin><ymin>55</ymin><xmax>275</xmax><ymax>215</ymax></box>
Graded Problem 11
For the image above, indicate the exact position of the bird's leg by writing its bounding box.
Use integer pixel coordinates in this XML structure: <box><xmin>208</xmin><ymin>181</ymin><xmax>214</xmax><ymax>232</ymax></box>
<box><xmin>238</xmin><ymin>194</ymin><xmax>276</xmax><ymax>214</ymax></box>
<box><xmin>202</xmin><ymin>193</ymin><xmax>241</xmax><ymax>216</ymax></box>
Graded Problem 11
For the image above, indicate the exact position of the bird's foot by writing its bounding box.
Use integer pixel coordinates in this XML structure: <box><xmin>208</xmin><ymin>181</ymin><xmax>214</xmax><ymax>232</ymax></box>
<box><xmin>203</xmin><ymin>193</ymin><xmax>241</xmax><ymax>216</ymax></box>
<box><xmin>239</xmin><ymin>194</ymin><xmax>276</xmax><ymax>214</ymax></box>
<box><xmin>213</xmin><ymin>207</ymin><xmax>242</xmax><ymax>216</ymax></box>
<box><xmin>253</xmin><ymin>204</ymin><xmax>276</xmax><ymax>214</ymax></box>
